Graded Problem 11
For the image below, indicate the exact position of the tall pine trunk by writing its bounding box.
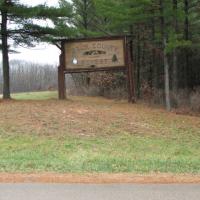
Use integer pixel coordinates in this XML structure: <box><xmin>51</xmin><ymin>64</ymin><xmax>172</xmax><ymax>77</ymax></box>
<box><xmin>163</xmin><ymin>39</ymin><xmax>171</xmax><ymax>111</ymax></box>
<box><xmin>172</xmin><ymin>0</ymin><xmax>178</xmax><ymax>94</ymax></box>
<box><xmin>184</xmin><ymin>0</ymin><xmax>190</xmax><ymax>90</ymax></box>
<box><xmin>160</xmin><ymin>0</ymin><xmax>171</xmax><ymax>111</ymax></box>
<box><xmin>83</xmin><ymin>0</ymin><xmax>88</xmax><ymax>32</ymax></box>
<box><xmin>136</xmin><ymin>25</ymin><xmax>141</xmax><ymax>99</ymax></box>
<box><xmin>1</xmin><ymin>2</ymin><xmax>11</xmax><ymax>99</ymax></box>
<box><xmin>151</xmin><ymin>15</ymin><xmax>158</xmax><ymax>91</ymax></box>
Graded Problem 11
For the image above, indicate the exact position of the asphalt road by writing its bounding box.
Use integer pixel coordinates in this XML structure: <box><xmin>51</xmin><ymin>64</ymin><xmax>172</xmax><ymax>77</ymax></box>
<box><xmin>0</xmin><ymin>184</ymin><xmax>199</xmax><ymax>200</ymax></box>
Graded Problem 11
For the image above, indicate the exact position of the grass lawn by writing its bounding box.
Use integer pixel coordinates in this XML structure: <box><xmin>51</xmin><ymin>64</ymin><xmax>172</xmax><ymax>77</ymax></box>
<box><xmin>11</xmin><ymin>91</ymin><xmax>58</xmax><ymax>100</ymax></box>
<box><xmin>0</xmin><ymin>91</ymin><xmax>199</xmax><ymax>174</ymax></box>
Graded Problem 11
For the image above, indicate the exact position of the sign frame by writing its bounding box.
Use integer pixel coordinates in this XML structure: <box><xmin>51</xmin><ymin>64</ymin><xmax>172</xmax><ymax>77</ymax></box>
<box><xmin>57</xmin><ymin>36</ymin><xmax>135</xmax><ymax>103</ymax></box>
<box><xmin>63</xmin><ymin>36</ymin><xmax>127</xmax><ymax>73</ymax></box>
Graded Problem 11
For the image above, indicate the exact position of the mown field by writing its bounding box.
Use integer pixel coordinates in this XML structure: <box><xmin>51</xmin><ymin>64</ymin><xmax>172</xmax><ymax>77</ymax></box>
<box><xmin>0</xmin><ymin>91</ymin><xmax>199</xmax><ymax>173</ymax></box>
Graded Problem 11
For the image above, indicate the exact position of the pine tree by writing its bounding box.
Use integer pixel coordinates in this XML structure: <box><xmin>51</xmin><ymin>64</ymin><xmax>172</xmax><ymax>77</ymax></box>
<box><xmin>93</xmin><ymin>0</ymin><xmax>200</xmax><ymax>110</ymax></box>
<box><xmin>61</xmin><ymin>0</ymin><xmax>200</xmax><ymax>109</ymax></box>
<box><xmin>0</xmin><ymin>0</ymin><xmax>73</xmax><ymax>99</ymax></box>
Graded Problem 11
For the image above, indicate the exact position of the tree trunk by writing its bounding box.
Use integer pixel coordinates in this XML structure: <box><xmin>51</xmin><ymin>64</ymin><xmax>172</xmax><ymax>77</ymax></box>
<box><xmin>83</xmin><ymin>0</ymin><xmax>88</xmax><ymax>32</ymax></box>
<box><xmin>160</xmin><ymin>0</ymin><xmax>171</xmax><ymax>111</ymax></box>
<box><xmin>1</xmin><ymin>3</ymin><xmax>11</xmax><ymax>99</ymax></box>
<box><xmin>172</xmin><ymin>0</ymin><xmax>178</xmax><ymax>94</ymax></box>
<box><xmin>151</xmin><ymin>14</ymin><xmax>158</xmax><ymax>90</ymax></box>
<box><xmin>136</xmin><ymin>25</ymin><xmax>141</xmax><ymax>99</ymax></box>
<box><xmin>184</xmin><ymin>0</ymin><xmax>190</xmax><ymax>90</ymax></box>
<box><xmin>163</xmin><ymin>39</ymin><xmax>171</xmax><ymax>111</ymax></box>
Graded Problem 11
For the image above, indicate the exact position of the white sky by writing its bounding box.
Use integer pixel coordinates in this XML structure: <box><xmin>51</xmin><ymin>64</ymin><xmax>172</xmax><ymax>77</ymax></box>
<box><xmin>9</xmin><ymin>0</ymin><xmax>61</xmax><ymax>65</ymax></box>
<box><xmin>19</xmin><ymin>0</ymin><xmax>58</xmax><ymax>7</ymax></box>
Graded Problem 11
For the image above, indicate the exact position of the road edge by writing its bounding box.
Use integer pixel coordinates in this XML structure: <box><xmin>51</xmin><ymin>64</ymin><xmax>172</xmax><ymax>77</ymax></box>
<box><xmin>0</xmin><ymin>173</ymin><xmax>200</xmax><ymax>184</ymax></box>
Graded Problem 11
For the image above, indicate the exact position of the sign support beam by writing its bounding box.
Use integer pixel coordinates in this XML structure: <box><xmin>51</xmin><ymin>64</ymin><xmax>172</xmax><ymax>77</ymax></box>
<box><xmin>126</xmin><ymin>40</ymin><xmax>135</xmax><ymax>103</ymax></box>
<box><xmin>58</xmin><ymin>53</ymin><xmax>66</xmax><ymax>100</ymax></box>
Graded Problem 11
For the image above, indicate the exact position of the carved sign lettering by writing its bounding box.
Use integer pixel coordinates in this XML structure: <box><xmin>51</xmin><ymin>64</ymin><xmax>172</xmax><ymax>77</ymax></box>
<box><xmin>64</xmin><ymin>39</ymin><xmax>125</xmax><ymax>70</ymax></box>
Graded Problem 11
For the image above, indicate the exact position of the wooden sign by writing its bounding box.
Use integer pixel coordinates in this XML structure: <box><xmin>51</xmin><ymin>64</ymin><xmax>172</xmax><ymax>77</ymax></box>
<box><xmin>57</xmin><ymin>36</ymin><xmax>135</xmax><ymax>103</ymax></box>
<box><xmin>64</xmin><ymin>37</ymin><xmax>126</xmax><ymax>72</ymax></box>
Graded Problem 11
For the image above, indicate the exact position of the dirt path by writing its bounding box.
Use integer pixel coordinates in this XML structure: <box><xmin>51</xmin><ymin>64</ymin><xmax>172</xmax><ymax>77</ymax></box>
<box><xmin>0</xmin><ymin>173</ymin><xmax>200</xmax><ymax>184</ymax></box>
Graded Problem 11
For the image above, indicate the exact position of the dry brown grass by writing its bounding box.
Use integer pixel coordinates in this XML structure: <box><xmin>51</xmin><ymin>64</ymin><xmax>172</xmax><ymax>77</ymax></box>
<box><xmin>0</xmin><ymin>95</ymin><xmax>199</xmax><ymax>138</ymax></box>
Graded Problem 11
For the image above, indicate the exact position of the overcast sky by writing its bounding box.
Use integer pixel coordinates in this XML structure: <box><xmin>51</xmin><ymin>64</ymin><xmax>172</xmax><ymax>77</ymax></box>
<box><xmin>20</xmin><ymin>0</ymin><xmax>58</xmax><ymax>6</ymax></box>
<box><xmin>9</xmin><ymin>0</ymin><xmax>61</xmax><ymax>65</ymax></box>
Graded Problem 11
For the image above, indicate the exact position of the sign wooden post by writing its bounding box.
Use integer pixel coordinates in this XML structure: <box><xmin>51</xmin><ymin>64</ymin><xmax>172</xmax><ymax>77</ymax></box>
<box><xmin>126</xmin><ymin>40</ymin><xmax>135</xmax><ymax>103</ymax></box>
<box><xmin>58</xmin><ymin>53</ymin><xmax>66</xmax><ymax>99</ymax></box>
<box><xmin>57</xmin><ymin>36</ymin><xmax>135</xmax><ymax>103</ymax></box>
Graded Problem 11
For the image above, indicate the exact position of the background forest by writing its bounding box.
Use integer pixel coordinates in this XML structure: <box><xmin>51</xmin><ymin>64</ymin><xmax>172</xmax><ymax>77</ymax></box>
<box><xmin>0</xmin><ymin>0</ymin><xmax>200</xmax><ymax>111</ymax></box>
<box><xmin>68</xmin><ymin>0</ymin><xmax>200</xmax><ymax>111</ymax></box>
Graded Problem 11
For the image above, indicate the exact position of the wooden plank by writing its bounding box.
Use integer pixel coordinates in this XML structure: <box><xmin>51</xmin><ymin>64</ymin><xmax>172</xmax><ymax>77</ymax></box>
<box><xmin>126</xmin><ymin>38</ymin><xmax>135</xmax><ymax>103</ymax></box>
<box><xmin>64</xmin><ymin>37</ymin><xmax>126</xmax><ymax>70</ymax></box>
<box><xmin>58</xmin><ymin>53</ymin><xmax>66</xmax><ymax>100</ymax></box>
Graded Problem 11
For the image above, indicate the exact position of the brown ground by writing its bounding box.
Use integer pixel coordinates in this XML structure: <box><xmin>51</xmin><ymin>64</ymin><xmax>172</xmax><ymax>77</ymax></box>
<box><xmin>0</xmin><ymin>96</ymin><xmax>199</xmax><ymax>137</ymax></box>
<box><xmin>0</xmin><ymin>173</ymin><xmax>200</xmax><ymax>184</ymax></box>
